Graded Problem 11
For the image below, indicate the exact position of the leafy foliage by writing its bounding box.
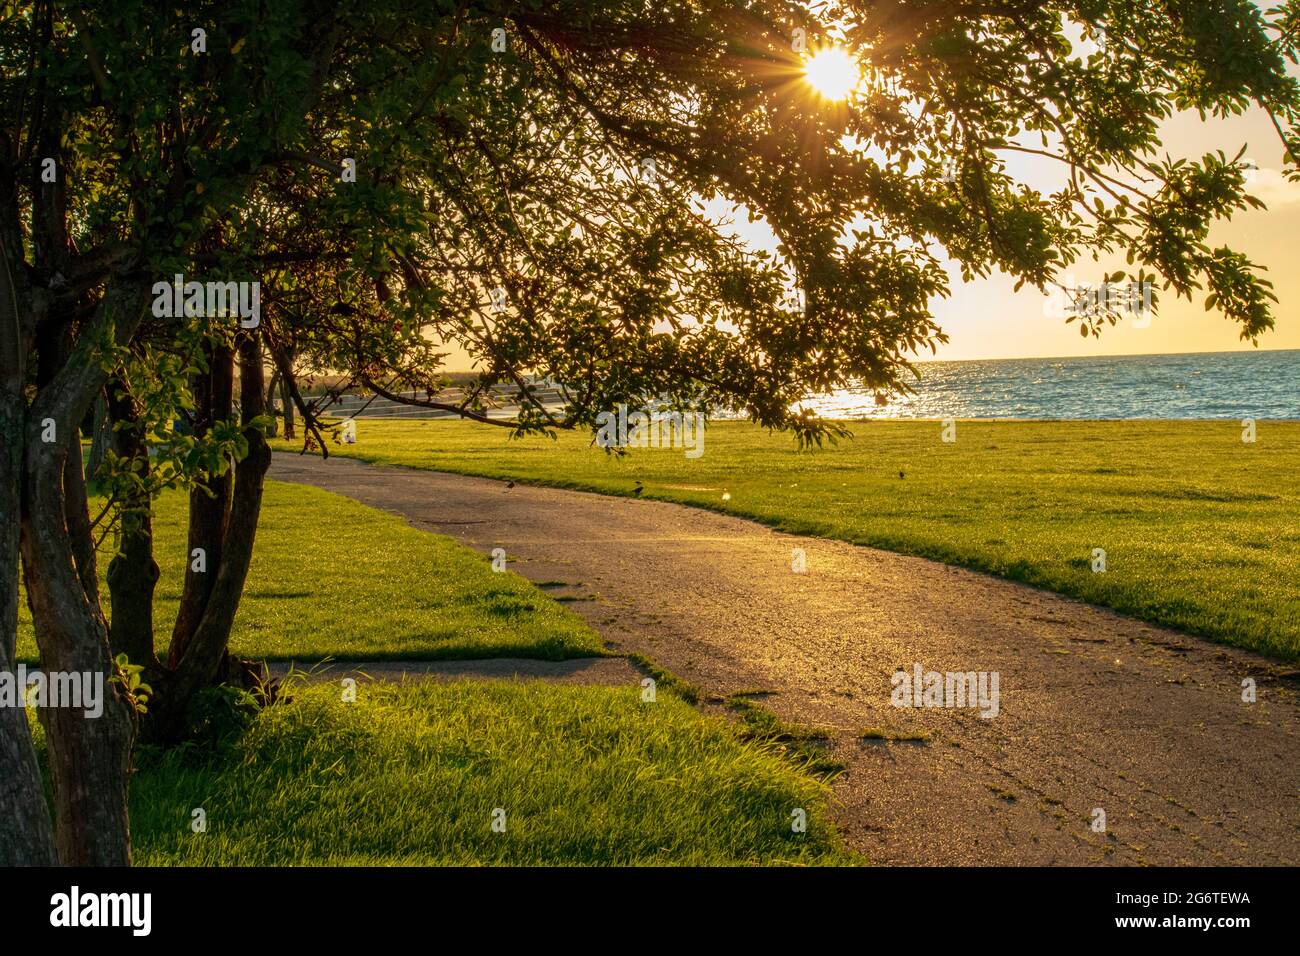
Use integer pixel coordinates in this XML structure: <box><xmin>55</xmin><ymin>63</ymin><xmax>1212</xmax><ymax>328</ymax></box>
<box><xmin>5</xmin><ymin>0</ymin><xmax>1295</xmax><ymax>459</ymax></box>
<box><xmin>109</xmin><ymin>653</ymin><xmax>153</xmax><ymax>714</ymax></box>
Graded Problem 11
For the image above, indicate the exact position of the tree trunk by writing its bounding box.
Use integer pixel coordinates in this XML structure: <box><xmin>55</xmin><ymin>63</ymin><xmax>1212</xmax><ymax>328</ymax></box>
<box><xmin>280</xmin><ymin>372</ymin><xmax>295</xmax><ymax>439</ymax></box>
<box><xmin>152</xmin><ymin>332</ymin><xmax>271</xmax><ymax>741</ymax></box>
<box><xmin>0</xmin><ymin>654</ymin><xmax>56</xmax><ymax>866</ymax></box>
<box><xmin>265</xmin><ymin>368</ymin><xmax>280</xmax><ymax>438</ymax></box>
<box><xmin>0</xmin><ymin>169</ymin><xmax>59</xmax><ymax>863</ymax></box>
<box><xmin>64</xmin><ymin>408</ymin><xmax>100</xmax><ymax>603</ymax></box>
<box><xmin>169</xmin><ymin>342</ymin><xmax>234</xmax><ymax>665</ymax></box>
<box><xmin>105</xmin><ymin>376</ymin><xmax>160</xmax><ymax>667</ymax></box>
<box><xmin>17</xmin><ymin>281</ymin><xmax>150</xmax><ymax>866</ymax></box>
<box><xmin>20</xmin><ymin>412</ymin><xmax>135</xmax><ymax>867</ymax></box>
<box><xmin>36</xmin><ymin>319</ymin><xmax>100</xmax><ymax>604</ymax></box>
<box><xmin>0</xmin><ymin>395</ymin><xmax>59</xmax><ymax>866</ymax></box>
<box><xmin>85</xmin><ymin>391</ymin><xmax>111</xmax><ymax>486</ymax></box>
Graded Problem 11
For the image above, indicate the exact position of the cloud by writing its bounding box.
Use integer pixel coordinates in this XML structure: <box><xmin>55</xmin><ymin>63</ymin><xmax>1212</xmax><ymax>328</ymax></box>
<box><xmin>1243</xmin><ymin>165</ymin><xmax>1300</xmax><ymax>208</ymax></box>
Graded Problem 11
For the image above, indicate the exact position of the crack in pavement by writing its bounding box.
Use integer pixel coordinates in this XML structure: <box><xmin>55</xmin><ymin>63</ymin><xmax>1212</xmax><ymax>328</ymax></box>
<box><xmin>271</xmin><ymin>453</ymin><xmax>1300</xmax><ymax>866</ymax></box>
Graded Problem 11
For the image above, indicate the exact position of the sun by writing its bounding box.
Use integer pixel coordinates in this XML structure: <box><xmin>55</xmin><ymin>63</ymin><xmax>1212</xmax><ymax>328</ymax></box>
<box><xmin>804</xmin><ymin>47</ymin><xmax>857</xmax><ymax>101</ymax></box>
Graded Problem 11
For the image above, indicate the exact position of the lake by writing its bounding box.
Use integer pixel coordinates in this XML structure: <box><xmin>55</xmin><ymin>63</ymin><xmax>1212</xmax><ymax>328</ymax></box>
<box><xmin>801</xmin><ymin>349</ymin><xmax>1300</xmax><ymax>420</ymax></box>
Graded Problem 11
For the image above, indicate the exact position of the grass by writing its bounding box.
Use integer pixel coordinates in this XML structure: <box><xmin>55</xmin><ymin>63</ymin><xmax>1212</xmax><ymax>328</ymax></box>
<box><xmin>284</xmin><ymin>418</ymin><xmax>1300</xmax><ymax>662</ymax></box>
<box><xmin>726</xmin><ymin>695</ymin><xmax>845</xmax><ymax>779</ymax></box>
<box><xmin>20</xmin><ymin>480</ymin><xmax>848</xmax><ymax>865</ymax></box>
<box><xmin>16</xmin><ymin>480</ymin><xmax>603</xmax><ymax>663</ymax></box>
<box><xmin>625</xmin><ymin>651</ymin><xmax>703</xmax><ymax>704</ymax></box>
<box><xmin>117</xmin><ymin>682</ymin><xmax>846</xmax><ymax>866</ymax></box>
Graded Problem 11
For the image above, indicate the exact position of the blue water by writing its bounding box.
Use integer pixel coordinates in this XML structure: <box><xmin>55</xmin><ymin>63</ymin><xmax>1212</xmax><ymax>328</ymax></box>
<box><xmin>803</xmin><ymin>350</ymin><xmax>1300</xmax><ymax>420</ymax></box>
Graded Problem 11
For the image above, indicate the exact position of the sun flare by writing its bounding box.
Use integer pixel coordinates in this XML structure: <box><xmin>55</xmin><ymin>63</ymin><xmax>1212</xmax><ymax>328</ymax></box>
<box><xmin>804</xmin><ymin>47</ymin><xmax>857</xmax><ymax>101</ymax></box>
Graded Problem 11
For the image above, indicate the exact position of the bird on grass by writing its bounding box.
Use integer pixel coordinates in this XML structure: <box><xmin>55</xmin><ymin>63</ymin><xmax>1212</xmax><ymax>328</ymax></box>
<box><xmin>632</xmin><ymin>481</ymin><xmax>644</xmax><ymax>497</ymax></box>
<box><xmin>899</xmin><ymin>470</ymin><xmax>906</xmax><ymax>479</ymax></box>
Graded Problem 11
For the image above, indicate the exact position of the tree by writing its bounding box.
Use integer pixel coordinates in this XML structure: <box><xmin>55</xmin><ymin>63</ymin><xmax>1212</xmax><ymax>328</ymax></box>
<box><xmin>2</xmin><ymin>0</ymin><xmax>1297</xmax><ymax>865</ymax></box>
<box><xmin>1</xmin><ymin>0</ymin><xmax>338</xmax><ymax>865</ymax></box>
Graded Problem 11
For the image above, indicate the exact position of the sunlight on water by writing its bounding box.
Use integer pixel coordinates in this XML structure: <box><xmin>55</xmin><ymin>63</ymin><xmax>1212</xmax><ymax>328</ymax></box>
<box><xmin>797</xmin><ymin>350</ymin><xmax>1300</xmax><ymax>420</ymax></box>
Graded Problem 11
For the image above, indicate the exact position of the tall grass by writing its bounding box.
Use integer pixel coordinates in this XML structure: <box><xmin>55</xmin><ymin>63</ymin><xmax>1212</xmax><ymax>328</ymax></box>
<box><xmin>129</xmin><ymin>683</ymin><xmax>847</xmax><ymax>866</ymax></box>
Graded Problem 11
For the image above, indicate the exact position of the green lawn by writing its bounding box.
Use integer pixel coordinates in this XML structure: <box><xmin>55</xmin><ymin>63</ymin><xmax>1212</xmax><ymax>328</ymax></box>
<box><xmin>22</xmin><ymin>477</ymin><xmax>846</xmax><ymax>865</ymax></box>
<box><xmin>16</xmin><ymin>480</ymin><xmax>603</xmax><ymax>663</ymax></box>
<box><xmin>117</xmin><ymin>682</ymin><xmax>844</xmax><ymax>866</ymax></box>
<box><xmin>286</xmin><ymin>418</ymin><xmax>1300</xmax><ymax>661</ymax></box>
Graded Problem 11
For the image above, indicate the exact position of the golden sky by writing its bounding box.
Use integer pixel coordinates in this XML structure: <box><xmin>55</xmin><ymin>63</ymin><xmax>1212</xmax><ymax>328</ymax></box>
<box><xmin>928</xmin><ymin>106</ymin><xmax>1300</xmax><ymax>361</ymax></box>
<box><xmin>726</xmin><ymin>12</ymin><xmax>1300</xmax><ymax>363</ymax></box>
<box><xmin>711</xmin><ymin>101</ymin><xmax>1300</xmax><ymax>363</ymax></box>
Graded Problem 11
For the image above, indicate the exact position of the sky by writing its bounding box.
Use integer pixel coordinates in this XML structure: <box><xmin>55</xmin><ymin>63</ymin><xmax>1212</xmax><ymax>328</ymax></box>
<box><xmin>715</xmin><ymin>103</ymin><xmax>1300</xmax><ymax>363</ymax></box>
<box><xmin>926</xmin><ymin>106</ymin><xmax>1300</xmax><ymax>361</ymax></box>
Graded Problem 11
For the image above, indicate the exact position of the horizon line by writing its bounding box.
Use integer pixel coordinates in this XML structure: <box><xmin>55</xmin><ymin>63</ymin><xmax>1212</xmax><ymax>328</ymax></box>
<box><xmin>910</xmin><ymin>345</ymin><xmax>1300</xmax><ymax>365</ymax></box>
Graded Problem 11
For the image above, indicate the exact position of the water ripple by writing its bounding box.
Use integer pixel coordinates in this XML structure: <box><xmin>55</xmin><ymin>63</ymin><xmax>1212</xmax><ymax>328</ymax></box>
<box><xmin>799</xmin><ymin>350</ymin><xmax>1300</xmax><ymax>420</ymax></box>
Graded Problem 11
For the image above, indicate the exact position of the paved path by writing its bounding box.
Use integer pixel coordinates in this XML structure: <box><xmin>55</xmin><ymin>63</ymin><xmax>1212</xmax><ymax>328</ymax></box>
<box><xmin>271</xmin><ymin>454</ymin><xmax>1300</xmax><ymax>866</ymax></box>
